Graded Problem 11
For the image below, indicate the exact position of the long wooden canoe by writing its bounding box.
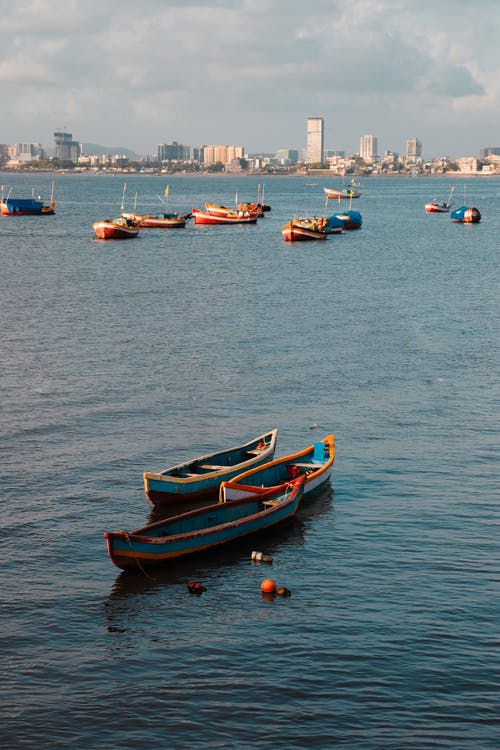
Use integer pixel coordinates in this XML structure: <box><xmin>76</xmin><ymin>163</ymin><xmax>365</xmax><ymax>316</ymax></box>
<box><xmin>143</xmin><ymin>429</ymin><xmax>278</xmax><ymax>506</ymax></box>
<box><xmin>105</xmin><ymin>475</ymin><xmax>305</xmax><ymax>570</ymax></box>
<box><xmin>219</xmin><ymin>434</ymin><xmax>334</xmax><ymax>502</ymax></box>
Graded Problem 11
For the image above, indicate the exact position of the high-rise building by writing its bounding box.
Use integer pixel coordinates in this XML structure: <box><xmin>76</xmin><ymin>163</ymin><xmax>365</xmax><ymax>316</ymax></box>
<box><xmin>406</xmin><ymin>137</ymin><xmax>422</xmax><ymax>163</ymax></box>
<box><xmin>275</xmin><ymin>149</ymin><xmax>299</xmax><ymax>165</ymax></box>
<box><xmin>359</xmin><ymin>134</ymin><xmax>378</xmax><ymax>163</ymax></box>
<box><xmin>54</xmin><ymin>130</ymin><xmax>80</xmax><ymax>162</ymax></box>
<box><xmin>306</xmin><ymin>117</ymin><xmax>324</xmax><ymax>164</ymax></box>
<box><xmin>157</xmin><ymin>141</ymin><xmax>190</xmax><ymax>161</ymax></box>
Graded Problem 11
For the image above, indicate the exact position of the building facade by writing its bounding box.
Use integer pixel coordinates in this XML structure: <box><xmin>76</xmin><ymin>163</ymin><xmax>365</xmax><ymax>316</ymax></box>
<box><xmin>406</xmin><ymin>137</ymin><xmax>422</xmax><ymax>163</ymax></box>
<box><xmin>306</xmin><ymin>117</ymin><xmax>324</xmax><ymax>164</ymax></box>
<box><xmin>54</xmin><ymin>131</ymin><xmax>80</xmax><ymax>162</ymax></box>
<box><xmin>359</xmin><ymin>134</ymin><xmax>378</xmax><ymax>163</ymax></box>
<box><xmin>157</xmin><ymin>141</ymin><xmax>190</xmax><ymax>161</ymax></box>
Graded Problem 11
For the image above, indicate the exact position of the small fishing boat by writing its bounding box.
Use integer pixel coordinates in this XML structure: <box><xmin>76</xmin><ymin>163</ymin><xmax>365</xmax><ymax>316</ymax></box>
<box><xmin>204</xmin><ymin>202</ymin><xmax>260</xmax><ymax>219</ymax></box>
<box><xmin>192</xmin><ymin>207</ymin><xmax>258</xmax><ymax>225</ymax></box>
<box><xmin>282</xmin><ymin>218</ymin><xmax>328</xmax><ymax>241</ymax></box>
<box><xmin>144</xmin><ymin>429</ymin><xmax>278</xmax><ymax>505</ymax></box>
<box><xmin>324</xmin><ymin>186</ymin><xmax>361</xmax><ymax>200</ymax></box>
<box><xmin>122</xmin><ymin>185</ymin><xmax>191</xmax><ymax>227</ymax></box>
<box><xmin>93</xmin><ymin>216</ymin><xmax>140</xmax><ymax>239</ymax></box>
<box><xmin>122</xmin><ymin>211</ymin><xmax>191</xmax><ymax>228</ymax></box>
<box><xmin>1</xmin><ymin>182</ymin><xmax>55</xmax><ymax>215</ymax></box>
<box><xmin>450</xmin><ymin>205</ymin><xmax>481</xmax><ymax>223</ymax></box>
<box><xmin>328</xmin><ymin>210</ymin><xmax>362</xmax><ymax>230</ymax></box>
<box><xmin>219</xmin><ymin>434</ymin><xmax>335</xmax><ymax>502</ymax></box>
<box><xmin>104</xmin><ymin>475</ymin><xmax>305</xmax><ymax>570</ymax></box>
<box><xmin>425</xmin><ymin>187</ymin><xmax>454</xmax><ymax>213</ymax></box>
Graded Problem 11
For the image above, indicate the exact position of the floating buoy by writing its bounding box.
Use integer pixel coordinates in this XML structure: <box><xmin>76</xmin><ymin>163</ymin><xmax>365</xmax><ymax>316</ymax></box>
<box><xmin>187</xmin><ymin>581</ymin><xmax>206</xmax><ymax>594</ymax></box>
<box><xmin>251</xmin><ymin>550</ymin><xmax>273</xmax><ymax>564</ymax></box>
<box><xmin>276</xmin><ymin>587</ymin><xmax>291</xmax><ymax>597</ymax></box>
<box><xmin>261</xmin><ymin>578</ymin><xmax>276</xmax><ymax>594</ymax></box>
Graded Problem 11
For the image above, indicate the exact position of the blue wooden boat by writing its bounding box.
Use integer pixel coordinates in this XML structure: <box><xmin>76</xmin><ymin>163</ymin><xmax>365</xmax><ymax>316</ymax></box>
<box><xmin>104</xmin><ymin>475</ymin><xmax>305</xmax><ymax>570</ymax></box>
<box><xmin>219</xmin><ymin>434</ymin><xmax>335</xmax><ymax>503</ymax></box>
<box><xmin>1</xmin><ymin>183</ymin><xmax>55</xmax><ymax>215</ymax></box>
<box><xmin>450</xmin><ymin>205</ymin><xmax>481</xmax><ymax>223</ymax></box>
<box><xmin>143</xmin><ymin>429</ymin><xmax>278</xmax><ymax>506</ymax></box>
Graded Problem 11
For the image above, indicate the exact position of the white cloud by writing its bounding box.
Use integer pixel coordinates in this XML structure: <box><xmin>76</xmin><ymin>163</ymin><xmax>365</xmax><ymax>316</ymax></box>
<box><xmin>1</xmin><ymin>0</ymin><xmax>499</xmax><ymax>156</ymax></box>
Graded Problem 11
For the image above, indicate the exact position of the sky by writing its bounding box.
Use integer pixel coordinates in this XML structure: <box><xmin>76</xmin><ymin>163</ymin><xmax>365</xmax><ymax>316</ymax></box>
<box><xmin>1</xmin><ymin>0</ymin><xmax>500</xmax><ymax>159</ymax></box>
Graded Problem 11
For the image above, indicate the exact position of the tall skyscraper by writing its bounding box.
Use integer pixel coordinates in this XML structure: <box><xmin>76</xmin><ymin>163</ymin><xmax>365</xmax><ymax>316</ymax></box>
<box><xmin>54</xmin><ymin>130</ymin><xmax>80</xmax><ymax>162</ymax></box>
<box><xmin>359</xmin><ymin>134</ymin><xmax>378</xmax><ymax>163</ymax></box>
<box><xmin>406</xmin><ymin>137</ymin><xmax>422</xmax><ymax>162</ymax></box>
<box><xmin>306</xmin><ymin>117</ymin><xmax>324</xmax><ymax>164</ymax></box>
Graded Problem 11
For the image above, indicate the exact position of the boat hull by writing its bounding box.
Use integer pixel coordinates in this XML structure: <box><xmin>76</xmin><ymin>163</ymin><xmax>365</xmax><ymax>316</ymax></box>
<box><xmin>143</xmin><ymin>429</ymin><xmax>278</xmax><ymax>505</ymax></box>
<box><xmin>93</xmin><ymin>220</ymin><xmax>140</xmax><ymax>239</ymax></box>
<box><xmin>192</xmin><ymin>208</ymin><xmax>258</xmax><ymax>224</ymax></box>
<box><xmin>122</xmin><ymin>211</ymin><xmax>189</xmax><ymax>228</ymax></box>
<box><xmin>324</xmin><ymin>188</ymin><xmax>361</xmax><ymax>199</ymax></box>
<box><xmin>282</xmin><ymin>221</ymin><xmax>327</xmax><ymax>241</ymax></box>
<box><xmin>220</xmin><ymin>434</ymin><xmax>335</xmax><ymax>502</ymax></box>
<box><xmin>104</xmin><ymin>476</ymin><xmax>304</xmax><ymax>569</ymax></box>
<box><xmin>425</xmin><ymin>202</ymin><xmax>450</xmax><ymax>213</ymax></box>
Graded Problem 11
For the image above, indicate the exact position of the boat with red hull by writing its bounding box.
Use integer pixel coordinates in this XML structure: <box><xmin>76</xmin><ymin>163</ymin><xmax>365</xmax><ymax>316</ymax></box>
<box><xmin>93</xmin><ymin>217</ymin><xmax>140</xmax><ymax>239</ymax></box>
<box><xmin>192</xmin><ymin>207</ymin><xmax>258</xmax><ymax>225</ymax></box>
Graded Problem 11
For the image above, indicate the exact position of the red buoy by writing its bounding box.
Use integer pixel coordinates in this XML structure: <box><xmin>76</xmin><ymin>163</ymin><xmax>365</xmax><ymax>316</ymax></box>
<box><xmin>261</xmin><ymin>578</ymin><xmax>276</xmax><ymax>594</ymax></box>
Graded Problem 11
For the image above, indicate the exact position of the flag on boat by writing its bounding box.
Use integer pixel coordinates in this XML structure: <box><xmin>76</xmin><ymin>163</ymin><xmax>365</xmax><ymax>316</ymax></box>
<box><xmin>164</xmin><ymin>186</ymin><xmax>169</xmax><ymax>197</ymax></box>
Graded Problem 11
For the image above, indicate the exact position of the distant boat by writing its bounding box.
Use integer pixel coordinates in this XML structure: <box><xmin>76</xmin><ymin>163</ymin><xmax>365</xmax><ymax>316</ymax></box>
<box><xmin>192</xmin><ymin>207</ymin><xmax>258</xmax><ymax>224</ymax></box>
<box><xmin>1</xmin><ymin>182</ymin><xmax>55</xmax><ymax>215</ymax></box>
<box><xmin>425</xmin><ymin>187</ymin><xmax>455</xmax><ymax>213</ymax></box>
<box><xmin>450</xmin><ymin>206</ymin><xmax>481</xmax><ymax>223</ymax></box>
<box><xmin>324</xmin><ymin>186</ymin><xmax>361</xmax><ymax>200</ymax></box>
<box><xmin>220</xmin><ymin>434</ymin><xmax>335</xmax><ymax>502</ymax></box>
<box><xmin>104</xmin><ymin>475</ymin><xmax>305</xmax><ymax>570</ymax></box>
<box><xmin>123</xmin><ymin>185</ymin><xmax>191</xmax><ymax>227</ymax></box>
<box><xmin>122</xmin><ymin>211</ymin><xmax>191</xmax><ymax>228</ymax></box>
<box><xmin>143</xmin><ymin>429</ymin><xmax>279</xmax><ymax>505</ymax></box>
<box><xmin>282</xmin><ymin>218</ymin><xmax>328</xmax><ymax>241</ymax></box>
<box><xmin>93</xmin><ymin>216</ymin><xmax>140</xmax><ymax>239</ymax></box>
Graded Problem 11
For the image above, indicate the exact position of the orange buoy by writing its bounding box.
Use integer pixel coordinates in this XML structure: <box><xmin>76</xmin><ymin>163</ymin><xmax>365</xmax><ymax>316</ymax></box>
<box><xmin>261</xmin><ymin>578</ymin><xmax>276</xmax><ymax>594</ymax></box>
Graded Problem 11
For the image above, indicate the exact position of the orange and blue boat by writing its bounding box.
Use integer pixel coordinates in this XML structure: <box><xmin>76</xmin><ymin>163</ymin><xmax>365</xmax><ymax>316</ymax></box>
<box><xmin>219</xmin><ymin>434</ymin><xmax>335</xmax><ymax>502</ymax></box>
<box><xmin>104</xmin><ymin>475</ymin><xmax>305</xmax><ymax>570</ymax></box>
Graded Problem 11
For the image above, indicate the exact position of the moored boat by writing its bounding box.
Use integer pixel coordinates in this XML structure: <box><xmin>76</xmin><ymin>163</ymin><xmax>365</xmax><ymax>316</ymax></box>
<box><xmin>328</xmin><ymin>210</ymin><xmax>362</xmax><ymax>230</ymax></box>
<box><xmin>93</xmin><ymin>216</ymin><xmax>140</xmax><ymax>239</ymax></box>
<box><xmin>204</xmin><ymin>202</ymin><xmax>260</xmax><ymax>219</ymax></box>
<box><xmin>122</xmin><ymin>211</ymin><xmax>191</xmax><ymax>228</ymax></box>
<box><xmin>324</xmin><ymin>186</ymin><xmax>361</xmax><ymax>200</ymax></box>
<box><xmin>219</xmin><ymin>434</ymin><xmax>335</xmax><ymax>502</ymax></box>
<box><xmin>192</xmin><ymin>207</ymin><xmax>258</xmax><ymax>225</ymax></box>
<box><xmin>425</xmin><ymin>187</ymin><xmax>455</xmax><ymax>213</ymax></box>
<box><xmin>450</xmin><ymin>205</ymin><xmax>481</xmax><ymax>223</ymax></box>
<box><xmin>282</xmin><ymin>218</ymin><xmax>328</xmax><ymax>241</ymax></box>
<box><xmin>104</xmin><ymin>475</ymin><xmax>305</xmax><ymax>570</ymax></box>
<box><xmin>144</xmin><ymin>429</ymin><xmax>278</xmax><ymax>505</ymax></box>
<box><xmin>1</xmin><ymin>182</ymin><xmax>55</xmax><ymax>215</ymax></box>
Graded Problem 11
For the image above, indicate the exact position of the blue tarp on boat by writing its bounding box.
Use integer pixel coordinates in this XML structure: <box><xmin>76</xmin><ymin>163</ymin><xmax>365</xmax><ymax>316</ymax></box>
<box><xmin>328</xmin><ymin>210</ymin><xmax>362</xmax><ymax>230</ymax></box>
<box><xmin>450</xmin><ymin>205</ymin><xmax>481</xmax><ymax>222</ymax></box>
<box><xmin>3</xmin><ymin>198</ymin><xmax>45</xmax><ymax>213</ymax></box>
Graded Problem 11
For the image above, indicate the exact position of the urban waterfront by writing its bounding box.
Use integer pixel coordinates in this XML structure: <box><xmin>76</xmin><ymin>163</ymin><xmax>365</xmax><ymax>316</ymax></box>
<box><xmin>1</xmin><ymin>173</ymin><xmax>499</xmax><ymax>749</ymax></box>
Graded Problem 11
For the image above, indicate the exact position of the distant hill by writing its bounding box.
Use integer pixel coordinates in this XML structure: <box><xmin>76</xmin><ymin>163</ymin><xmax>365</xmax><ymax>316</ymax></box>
<box><xmin>82</xmin><ymin>143</ymin><xmax>140</xmax><ymax>159</ymax></box>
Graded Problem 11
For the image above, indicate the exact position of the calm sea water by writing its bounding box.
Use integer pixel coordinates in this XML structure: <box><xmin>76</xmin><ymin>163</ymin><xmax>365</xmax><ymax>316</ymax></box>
<box><xmin>1</xmin><ymin>172</ymin><xmax>499</xmax><ymax>749</ymax></box>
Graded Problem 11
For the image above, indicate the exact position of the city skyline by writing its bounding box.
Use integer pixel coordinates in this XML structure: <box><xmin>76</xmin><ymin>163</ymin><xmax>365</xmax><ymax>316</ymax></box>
<box><xmin>1</xmin><ymin>1</ymin><xmax>500</xmax><ymax>159</ymax></box>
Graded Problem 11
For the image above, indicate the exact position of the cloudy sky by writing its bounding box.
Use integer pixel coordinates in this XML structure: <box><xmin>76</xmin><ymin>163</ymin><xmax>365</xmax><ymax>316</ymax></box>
<box><xmin>1</xmin><ymin>0</ymin><xmax>499</xmax><ymax>158</ymax></box>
